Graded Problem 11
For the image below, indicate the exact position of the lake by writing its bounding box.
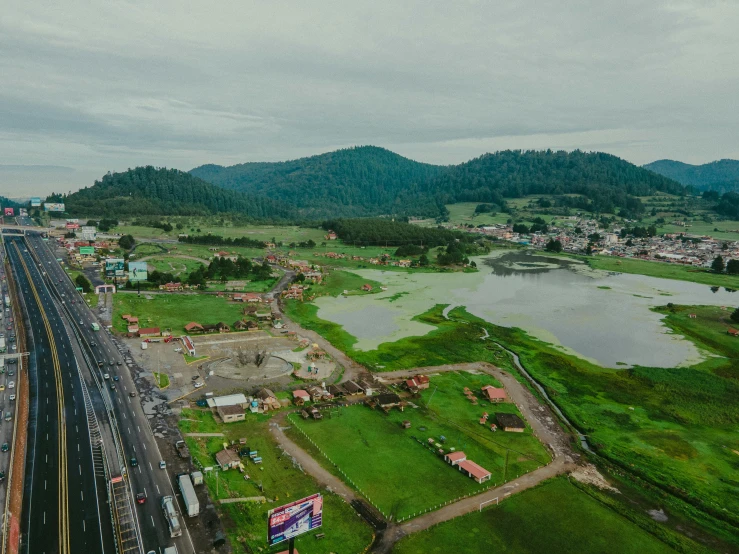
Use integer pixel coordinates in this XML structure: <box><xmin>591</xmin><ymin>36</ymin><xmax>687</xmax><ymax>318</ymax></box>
<box><xmin>315</xmin><ymin>251</ymin><xmax>736</xmax><ymax>368</ymax></box>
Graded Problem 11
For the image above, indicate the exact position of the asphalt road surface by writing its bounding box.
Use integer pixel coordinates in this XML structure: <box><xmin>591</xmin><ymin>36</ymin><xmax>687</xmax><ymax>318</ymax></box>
<box><xmin>6</xmin><ymin>235</ymin><xmax>107</xmax><ymax>554</ymax></box>
<box><xmin>23</xmin><ymin>232</ymin><xmax>196</xmax><ymax>554</ymax></box>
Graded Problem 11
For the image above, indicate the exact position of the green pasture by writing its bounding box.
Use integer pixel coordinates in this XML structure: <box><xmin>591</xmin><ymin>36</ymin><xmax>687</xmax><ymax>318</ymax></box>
<box><xmin>112</xmin><ymin>293</ymin><xmax>246</xmax><ymax>333</ymax></box>
<box><xmin>393</xmin><ymin>477</ymin><xmax>676</xmax><ymax>554</ymax></box>
<box><xmin>290</xmin><ymin>384</ymin><xmax>546</xmax><ymax>521</ymax></box>
<box><xmin>179</xmin><ymin>409</ymin><xmax>373</xmax><ymax>554</ymax></box>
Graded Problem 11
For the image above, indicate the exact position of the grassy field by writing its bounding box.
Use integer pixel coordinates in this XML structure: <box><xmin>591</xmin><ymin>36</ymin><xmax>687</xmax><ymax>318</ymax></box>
<box><xmin>112</xmin><ymin>293</ymin><xmax>247</xmax><ymax>334</ymax></box>
<box><xmin>178</xmin><ymin>409</ymin><xmax>373</xmax><ymax>554</ymax></box>
<box><xmin>282</xmin><ymin>299</ymin><xmax>739</xmax><ymax>546</ymax></box>
<box><xmin>289</xmin><ymin>373</ymin><xmax>548</xmax><ymax>520</ymax></box>
<box><xmin>584</xmin><ymin>255</ymin><xmax>739</xmax><ymax>288</ymax></box>
<box><xmin>393</xmin><ymin>477</ymin><xmax>676</xmax><ymax>554</ymax></box>
<box><xmin>145</xmin><ymin>256</ymin><xmax>206</xmax><ymax>276</ymax></box>
<box><xmin>109</xmin><ymin>222</ymin><xmax>327</xmax><ymax>243</ymax></box>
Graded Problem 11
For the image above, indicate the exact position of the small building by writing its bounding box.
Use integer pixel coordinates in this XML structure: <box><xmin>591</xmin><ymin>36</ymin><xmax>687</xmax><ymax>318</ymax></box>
<box><xmin>402</xmin><ymin>420</ymin><xmax>411</xmax><ymax>429</ymax></box>
<box><xmin>137</xmin><ymin>327</ymin><xmax>161</xmax><ymax>338</ymax></box>
<box><xmin>207</xmin><ymin>393</ymin><xmax>248</xmax><ymax>409</ymax></box>
<box><xmin>293</xmin><ymin>390</ymin><xmax>311</xmax><ymax>406</ymax></box>
<box><xmin>257</xmin><ymin>388</ymin><xmax>281</xmax><ymax>411</ymax></box>
<box><xmin>361</xmin><ymin>284</ymin><xmax>373</xmax><ymax>291</ymax></box>
<box><xmin>327</xmin><ymin>384</ymin><xmax>347</xmax><ymax>398</ymax></box>
<box><xmin>406</xmin><ymin>375</ymin><xmax>430</xmax><ymax>392</ymax></box>
<box><xmin>217</xmin><ymin>405</ymin><xmax>245</xmax><ymax>423</ymax></box>
<box><xmin>127</xmin><ymin>324</ymin><xmax>139</xmax><ymax>334</ymax></box>
<box><xmin>233</xmin><ymin>320</ymin><xmax>249</xmax><ymax>331</ymax></box>
<box><xmin>343</xmin><ymin>381</ymin><xmax>364</xmax><ymax>395</ymax></box>
<box><xmin>181</xmin><ymin>335</ymin><xmax>196</xmax><ymax>357</ymax></box>
<box><xmin>496</xmin><ymin>413</ymin><xmax>526</xmax><ymax>432</ymax></box>
<box><xmin>377</xmin><ymin>393</ymin><xmax>402</xmax><ymax>410</ymax></box>
<box><xmin>481</xmin><ymin>385</ymin><xmax>508</xmax><ymax>403</ymax></box>
<box><xmin>444</xmin><ymin>451</ymin><xmax>467</xmax><ymax>466</ymax></box>
<box><xmin>245</xmin><ymin>320</ymin><xmax>259</xmax><ymax>331</ymax></box>
<box><xmin>457</xmin><ymin>460</ymin><xmax>492</xmax><ymax>483</ymax></box>
<box><xmin>184</xmin><ymin>322</ymin><xmax>204</xmax><ymax>333</ymax></box>
<box><xmin>215</xmin><ymin>449</ymin><xmax>241</xmax><ymax>470</ymax></box>
<box><xmin>728</xmin><ymin>328</ymin><xmax>739</xmax><ymax>337</ymax></box>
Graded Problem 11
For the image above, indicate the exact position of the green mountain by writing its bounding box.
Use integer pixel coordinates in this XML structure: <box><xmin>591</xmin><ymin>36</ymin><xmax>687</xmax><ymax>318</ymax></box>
<box><xmin>643</xmin><ymin>159</ymin><xmax>739</xmax><ymax>193</ymax></box>
<box><xmin>193</xmin><ymin>147</ymin><xmax>686</xmax><ymax>218</ymax></box>
<box><xmin>58</xmin><ymin>166</ymin><xmax>296</xmax><ymax>219</ymax></box>
<box><xmin>190</xmin><ymin>146</ymin><xmax>445</xmax><ymax>218</ymax></box>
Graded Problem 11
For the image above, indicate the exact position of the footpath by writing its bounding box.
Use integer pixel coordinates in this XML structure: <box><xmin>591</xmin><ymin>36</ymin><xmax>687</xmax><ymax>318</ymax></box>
<box><xmin>270</xmin><ymin>359</ymin><xmax>580</xmax><ymax>553</ymax></box>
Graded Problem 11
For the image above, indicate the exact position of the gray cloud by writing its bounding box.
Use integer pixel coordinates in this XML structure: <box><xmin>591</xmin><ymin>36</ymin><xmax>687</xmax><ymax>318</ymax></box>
<box><xmin>1</xmin><ymin>0</ymin><xmax>738</xmax><ymax>196</ymax></box>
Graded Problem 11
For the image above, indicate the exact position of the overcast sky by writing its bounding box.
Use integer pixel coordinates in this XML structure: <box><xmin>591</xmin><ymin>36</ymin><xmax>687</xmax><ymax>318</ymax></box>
<box><xmin>1</xmin><ymin>0</ymin><xmax>738</xmax><ymax>197</ymax></box>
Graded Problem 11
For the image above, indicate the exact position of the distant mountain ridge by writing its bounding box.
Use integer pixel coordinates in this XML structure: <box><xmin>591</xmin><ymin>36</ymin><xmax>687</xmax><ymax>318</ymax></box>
<box><xmin>59</xmin><ymin>166</ymin><xmax>295</xmax><ymax>219</ymax></box>
<box><xmin>192</xmin><ymin>146</ymin><xmax>685</xmax><ymax>218</ymax></box>
<box><xmin>644</xmin><ymin>159</ymin><xmax>739</xmax><ymax>193</ymax></box>
<box><xmin>190</xmin><ymin>146</ymin><xmax>445</xmax><ymax>218</ymax></box>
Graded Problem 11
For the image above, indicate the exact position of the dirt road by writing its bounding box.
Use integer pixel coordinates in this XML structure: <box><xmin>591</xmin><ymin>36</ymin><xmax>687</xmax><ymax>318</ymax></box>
<box><xmin>270</xmin><ymin>360</ymin><xmax>579</xmax><ymax>553</ymax></box>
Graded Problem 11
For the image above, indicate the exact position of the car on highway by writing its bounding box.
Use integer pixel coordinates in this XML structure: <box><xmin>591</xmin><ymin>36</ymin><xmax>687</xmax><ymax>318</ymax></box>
<box><xmin>135</xmin><ymin>492</ymin><xmax>146</xmax><ymax>504</ymax></box>
<box><xmin>1</xmin><ymin>443</ymin><xmax>8</xmax><ymax>452</ymax></box>
<box><xmin>0</xmin><ymin>385</ymin><xmax>5</xmax><ymax>391</ymax></box>
<box><xmin>130</xmin><ymin>457</ymin><xmax>138</xmax><ymax>467</ymax></box>
<box><xmin>194</xmin><ymin>382</ymin><xmax>204</xmax><ymax>389</ymax></box>
<box><xmin>0</xmin><ymin>471</ymin><xmax>5</xmax><ymax>482</ymax></box>
<box><xmin>79</xmin><ymin>320</ymin><xmax>83</xmax><ymax>325</ymax></box>
<box><xmin>113</xmin><ymin>376</ymin><xmax>119</xmax><ymax>381</ymax></box>
<box><xmin>129</xmin><ymin>391</ymin><xmax>136</xmax><ymax>397</ymax></box>
<box><xmin>8</xmin><ymin>382</ymin><xmax>14</xmax><ymax>389</ymax></box>
<box><xmin>90</xmin><ymin>342</ymin><xmax>96</xmax><ymax>347</ymax></box>
<box><xmin>9</xmin><ymin>395</ymin><xmax>15</xmax><ymax>401</ymax></box>
<box><xmin>109</xmin><ymin>361</ymin><xmax>114</xmax><ymax>366</ymax></box>
<box><xmin>117</xmin><ymin>361</ymin><xmax>122</xmax><ymax>366</ymax></box>
<box><xmin>8</xmin><ymin>371</ymin><xmax>14</xmax><ymax>377</ymax></box>
<box><xmin>159</xmin><ymin>460</ymin><xmax>166</xmax><ymax>469</ymax></box>
<box><xmin>103</xmin><ymin>373</ymin><xmax>109</xmax><ymax>380</ymax></box>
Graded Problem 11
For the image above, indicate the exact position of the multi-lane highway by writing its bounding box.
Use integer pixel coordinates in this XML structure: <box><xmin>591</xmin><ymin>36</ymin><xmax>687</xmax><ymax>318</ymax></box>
<box><xmin>19</xmin><ymin>231</ymin><xmax>195</xmax><ymax>554</ymax></box>
<box><xmin>6</xmin><ymin>236</ymin><xmax>107</xmax><ymax>554</ymax></box>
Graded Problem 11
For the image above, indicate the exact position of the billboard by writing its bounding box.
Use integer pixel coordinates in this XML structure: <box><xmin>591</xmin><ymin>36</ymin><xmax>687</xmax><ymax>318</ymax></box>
<box><xmin>44</xmin><ymin>202</ymin><xmax>65</xmax><ymax>212</ymax></box>
<box><xmin>30</xmin><ymin>197</ymin><xmax>41</xmax><ymax>207</ymax></box>
<box><xmin>267</xmin><ymin>494</ymin><xmax>323</xmax><ymax>546</ymax></box>
<box><xmin>66</xmin><ymin>222</ymin><xmax>80</xmax><ymax>230</ymax></box>
<box><xmin>128</xmin><ymin>262</ymin><xmax>148</xmax><ymax>282</ymax></box>
<box><xmin>4</xmin><ymin>208</ymin><xmax>14</xmax><ymax>217</ymax></box>
<box><xmin>79</xmin><ymin>246</ymin><xmax>95</xmax><ymax>255</ymax></box>
<box><xmin>105</xmin><ymin>258</ymin><xmax>125</xmax><ymax>278</ymax></box>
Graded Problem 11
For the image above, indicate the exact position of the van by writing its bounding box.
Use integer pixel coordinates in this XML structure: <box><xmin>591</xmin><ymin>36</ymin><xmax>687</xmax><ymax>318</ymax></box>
<box><xmin>103</xmin><ymin>374</ymin><xmax>110</xmax><ymax>380</ymax></box>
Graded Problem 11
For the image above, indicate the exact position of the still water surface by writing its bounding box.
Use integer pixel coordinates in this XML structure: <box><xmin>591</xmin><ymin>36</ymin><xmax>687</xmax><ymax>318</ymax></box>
<box><xmin>316</xmin><ymin>252</ymin><xmax>735</xmax><ymax>368</ymax></box>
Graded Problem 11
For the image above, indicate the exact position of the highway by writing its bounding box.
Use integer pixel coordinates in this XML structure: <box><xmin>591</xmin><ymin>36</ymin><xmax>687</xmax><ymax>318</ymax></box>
<box><xmin>5</xmin><ymin>236</ymin><xmax>107</xmax><ymax>554</ymax></box>
<box><xmin>21</xmin><ymin>230</ymin><xmax>196</xmax><ymax>554</ymax></box>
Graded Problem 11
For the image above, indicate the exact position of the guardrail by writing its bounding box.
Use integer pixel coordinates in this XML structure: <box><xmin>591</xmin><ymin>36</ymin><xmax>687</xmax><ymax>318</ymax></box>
<box><xmin>23</xmin><ymin>236</ymin><xmax>144</xmax><ymax>554</ymax></box>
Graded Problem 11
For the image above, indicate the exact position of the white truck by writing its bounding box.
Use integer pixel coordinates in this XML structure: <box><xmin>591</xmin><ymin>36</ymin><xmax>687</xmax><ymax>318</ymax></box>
<box><xmin>177</xmin><ymin>474</ymin><xmax>199</xmax><ymax>517</ymax></box>
<box><xmin>161</xmin><ymin>496</ymin><xmax>182</xmax><ymax>537</ymax></box>
<box><xmin>163</xmin><ymin>547</ymin><xmax>179</xmax><ymax>554</ymax></box>
<box><xmin>0</xmin><ymin>337</ymin><xmax>5</xmax><ymax>354</ymax></box>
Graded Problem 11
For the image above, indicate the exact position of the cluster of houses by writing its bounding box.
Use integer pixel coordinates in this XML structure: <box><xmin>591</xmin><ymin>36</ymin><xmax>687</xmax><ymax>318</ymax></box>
<box><xmin>120</xmin><ymin>313</ymin><xmax>170</xmax><ymax>339</ymax></box>
<box><xmin>466</xmin><ymin>218</ymin><xmax>738</xmax><ymax>268</ymax></box>
<box><xmin>206</xmin><ymin>390</ymin><xmax>285</xmax><ymax>423</ymax></box>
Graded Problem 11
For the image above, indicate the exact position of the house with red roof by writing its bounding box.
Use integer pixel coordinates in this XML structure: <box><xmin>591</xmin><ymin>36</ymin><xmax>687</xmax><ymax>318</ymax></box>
<box><xmin>457</xmin><ymin>460</ymin><xmax>492</xmax><ymax>483</ymax></box>
<box><xmin>444</xmin><ymin>451</ymin><xmax>467</xmax><ymax>466</ymax></box>
<box><xmin>405</xmin><ymin>375</ymin><xmax>430</xmax><ymax>392</ymax></box>
<box><xmin>481</xmin><ymin>385</ymin><xmax>508</xmax><ymax>403</ymax></box>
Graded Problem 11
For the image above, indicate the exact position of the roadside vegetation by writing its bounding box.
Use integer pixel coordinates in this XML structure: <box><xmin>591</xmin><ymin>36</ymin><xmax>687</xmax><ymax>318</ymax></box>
<box><xmin>178</xmin><ymin>409</ymin><xmax>374</xmax><ymax>554</ymax></box>
<box><xmin>392</xmin><ymin>477</ymin><xmax>678</xmax><ymax>554</ymax></box>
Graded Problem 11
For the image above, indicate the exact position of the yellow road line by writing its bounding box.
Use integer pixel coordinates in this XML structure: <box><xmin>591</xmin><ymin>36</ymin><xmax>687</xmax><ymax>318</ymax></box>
<box><xmin>12</xmin><ymin>242</ymin><xmax>70</xmax><ymax>554</ymax></box>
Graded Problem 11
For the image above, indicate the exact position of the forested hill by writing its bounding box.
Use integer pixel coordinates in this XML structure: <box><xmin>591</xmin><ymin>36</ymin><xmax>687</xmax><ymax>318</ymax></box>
<box><xmin>190</xmin><ymin>146</ymin><xmax>445</xmax><ymax>218</ymax></box>
<box><xmin>192</xmin><ymin>148</ymin><xmax>685</xmax><ymax>218</ymax></box>
<box><xmin>59</xmin><ymin>166</ymin><xmax>296</xmax><ymax>219</ymax></box>
<box><xmin>644</xmin><ymin>159</ymin><xmax>739</xmax><ymax>193</ymax></box>
<box><xmin>422</xmin><ymin>150</ymin><xmax>686</xmax><ymax>215</ymax></box>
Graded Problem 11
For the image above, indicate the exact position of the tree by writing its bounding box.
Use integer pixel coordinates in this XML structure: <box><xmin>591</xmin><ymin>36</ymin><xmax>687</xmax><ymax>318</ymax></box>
<box><xmin>712</xmin><ymin>255</ymin><xmax>725</xmax><ymax>273</ymax></box>
<box><xmin>75</xmin><ymin>274</ymin><xmax>92</xmax><ymax>293</ymax></box>
<box><xmin>545</xmin><ymin>239</ymin><xmax>563</xmax><ymax>253</ymax></box>
<box><xmin>419</xmin><ymin>254</ymin><xmax>429</xmax><ymax>266</ymax></box>
<box><xmin>119</xmin><ymin>235</ymin><xmax>135</xmax><ymax>250</ymax></box>
<box><xmin>731</xmin><ymin>307</ymin><xmax>739</xmax><ymax>324</ymax></box>
<box><xmin>726</xmin><ymin>259</ymin><xmax>739</xmax><ymax>275</ymax></box>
